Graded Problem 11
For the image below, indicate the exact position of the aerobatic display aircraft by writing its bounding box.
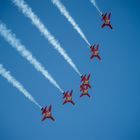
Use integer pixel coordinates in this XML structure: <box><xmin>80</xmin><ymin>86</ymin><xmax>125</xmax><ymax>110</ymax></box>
<box><xmin>63</xmin><ymin>90</ymin><xmax>75</xmax><ymax>105</ymax></box>
<box><xmin>41</xmin><ymin>105</ymin><xmax>55</xmax><ymax>122</ymax></box>
<box><xmin>81</xmin><ymin>74</ymin><xmax>91</xmax><ymax>86</ymax></box>
<box><xmin>90</xmin><ymin>44</ymin><xmax>101</xmax><ymax>61</ymax></box>
<box><xmin>101</xmin><ymin>13</ymin><xmax>113</xmax><ymax>29</ymax></box>
<box><xmin>80</xmin><ymin>74</ymin><xmax>92</xmax><ymax>98</ymax></box>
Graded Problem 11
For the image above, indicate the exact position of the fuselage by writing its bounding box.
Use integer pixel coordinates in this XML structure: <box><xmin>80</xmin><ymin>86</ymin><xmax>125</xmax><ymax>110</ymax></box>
<box><xmin>93</xmin><ymin>50</ymin><xmax>98</xmax><ymax>55</ymax></box>
<box><xmin>44</xmin><ymin>111</ymin><xmax>51</xmax><ymax>118</ymax></box>
<box><xmin>66</xmin><ymin>96</ymin><xmax>72</xmax><ymax>101</ymax></box>
<box><xmin>105</xmin><ymin>18</ymin><xmax>110</xmax><ymax>24</ymax></box>
<box><xmin>83</xmin><ymin>89</ymin><xmax>88</xmax><ymax>94</ymax></box>
<box><xmin>84</xmin><ymin>80</ymin><xmax>89</xmax><ymax>84</ymax></box>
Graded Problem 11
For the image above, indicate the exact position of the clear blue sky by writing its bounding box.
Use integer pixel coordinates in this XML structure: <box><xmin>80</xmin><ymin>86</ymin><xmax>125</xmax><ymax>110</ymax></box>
<box><xmin>0</xmin><ymin>0</ymin><xmax>140</xmax><ymax>140</ymax></box>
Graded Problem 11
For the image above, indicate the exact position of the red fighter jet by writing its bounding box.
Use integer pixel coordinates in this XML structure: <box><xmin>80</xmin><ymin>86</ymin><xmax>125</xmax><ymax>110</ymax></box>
<box><xmin>90</xmin><ymin>44</ymin><xmax>101</xmax><ymax>61</ymax></box>
<box><xmin>63</xmin><ymin>90</ymin><xmax>75</xmax><ymax>105</ymax></box>
<box><xmin>101</xmin><ymin>13</ymin><xmax>113</xmax><ymax>29</ymax></box>
<box><xmin>41</xmin><ymin>105</ymin><xmax>55</xmax><ymax>122</ymax></box>
<box><xmin>81</xmin><ymin>74</ymin><xmax>91</xmax><ymax>85</ymax></box>
<box><xmin>80</xmin><ymin>88</ymin><xmax>91</xmax><ymax>98</ymax></box>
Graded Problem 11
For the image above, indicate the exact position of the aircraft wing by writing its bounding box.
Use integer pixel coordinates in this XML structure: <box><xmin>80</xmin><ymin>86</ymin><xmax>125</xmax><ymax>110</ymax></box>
<box><xmin>87</xmin><ymin>74</ymin><xmax>91</xmax><ymax>80</ymax></box>
<box><xmin>63</xmin><ymin>91</ymin><xmax>69</xmax><ymax>98</ymax></box>
<box><xmin>49</xmin><ymin>105</ymin><xmax>52</xmax><ymax>111</ymax></box>
<box><xmin>90</xmin><ymin>54</ymin><xmax>94</xmax><ymax>59</ymax></box>
<box><xmin>108</xmin><ymin>13</ymin><xmax>111</xmax><ymax>19</ymax></box>
<box><xmin>102</xmin><ymin>13</ymin><xmax>107</xmax><ymax>20</ymax></box>
<box><xmin>42</xmin><ymin>116</ymin><xmax>47</xmax><ymax>121</ymax></box>
<box><xmin>70</xmin><ymin>90</ymin><xmax>73</xmax><ymax>96</ymax></box>
<box><xmin>81</xmin><ymin>75</ymin><xmax>86</xmax><ymax>82</ymax></box>
<box><xmin>42</xmin><ymin>106</ymin><xmax>47</xmax><ymax>114</ymax></box>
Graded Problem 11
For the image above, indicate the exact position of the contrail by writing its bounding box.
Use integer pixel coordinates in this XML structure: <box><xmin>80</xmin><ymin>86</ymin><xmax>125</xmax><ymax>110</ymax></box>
<box><xmin>90</xmin><ymin>0</ymin><xmax>102</xmax><ymax>15</ymax></box>
<box><xmin>0</xmin><ymin>64</ymin><xmax>41</xmax><ymax>109</ymax></box>
<box><xmin>12</xmin><ymin>0</ymin><xmax>82</xmax><ymax>77</ymax></box>
<box><xmin>0</xmin><ymin>23</ymin><xmax>63</xmax><ymax>93</ymax></box>
<box><xmin>51</xmin><ymin>0</ymin><xmax>91</xmax><ymax>47</ymax></box>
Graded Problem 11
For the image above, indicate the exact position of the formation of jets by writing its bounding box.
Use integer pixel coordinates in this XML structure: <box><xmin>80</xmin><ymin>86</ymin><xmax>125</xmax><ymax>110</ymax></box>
<box><xmin>0</xmin><ymin>0</ymin><xmax>114</xmax><ymax>124</ymax></box>
<box><xmin>41</xmin><ymin>11</ymin><xmax>113</xmax><ymax>122</ymax></box>
<box><xmin>28</xmin><ymin>0</ymin><xmax>113</xmax><ymax>122</ymax></box>
<box><xmin>41</xmin><ymin>74</ymin><xmax>91</xmax><ymax>122</ymax></box>
<box><xmin>80</xmin><ymin>74</ymin><xmax>91</xmax><ymax>98</ymax></box>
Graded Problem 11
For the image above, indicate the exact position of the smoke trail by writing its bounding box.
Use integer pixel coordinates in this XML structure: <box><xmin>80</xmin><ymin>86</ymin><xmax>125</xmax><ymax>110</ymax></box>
<box><xmin>0</xmin><ymin>64</ymin><xmax>41</xmax><ymax>108</ymax></box>
<box><xmin>52</xmin><ymin>0</ymin><xmax>91</xmax><ymax>47</ymax></box>
<box><xmin>0</xmin><ymin>23</ymin><xmax>63</xmax><ymax>93</ymax></box>
<box><xmin>90</xmin><ymin>0</ymin><xmax>102</xmax><ymax>15</ymax></box>
<box><xmin>12</xmin><ymin>0</ymin><xmax>82</xmax><ymax>77</ymax></box>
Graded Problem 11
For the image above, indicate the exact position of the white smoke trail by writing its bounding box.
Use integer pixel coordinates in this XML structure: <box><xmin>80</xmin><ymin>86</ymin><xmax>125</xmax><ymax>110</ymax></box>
<box><xmin>90</xmin><ymin>0</ymin><xmax>102</xmax><ymax>15</ymax></box>
<box><xmin>0</xmin><ymin>64</ymin><xmax>41</xmax><ymax>108</ymax></box>
<box><xmin>0</xmin><ymin>23</ymin><xmax>64</xmax><ymax>93</ymax></box>
<box><xmin>12</xmin><ymin>0</ymin><xmax>82</xmax><ymax>77</ymax></box>
<box><xmin>52</xmin><ymin>0</ymin><xmax>91</xmax><ymax>47</ymax></box>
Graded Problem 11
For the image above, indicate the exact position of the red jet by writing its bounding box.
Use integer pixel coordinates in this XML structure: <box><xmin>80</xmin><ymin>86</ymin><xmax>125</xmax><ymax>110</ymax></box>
<box><xmin>63</xmin><ymin>90</ymin><xmax>75</xmax><ymax>105</ymax></box>
<box><xmin>101</xmin><ymin>13</ymin><xmax>113</xmax><ymax>29</ymax></box>
<box><xmin>81</xmin><ymin>74</ymin><xmax>91</xmax><ymax>85</ymax></box>
<box><xmin>41</xmin><ymin>105</ymin><xmax>55</xmax><ymax>122</ymax></box>
<box><xmin>90</xmin><ymin>44</ymin><xmax>101</xmax><ymax>61</ymax></box>
<box><xmin>80</xmin><ymin>89</ymin><xmax>91</xmax><ymax>98</ymax></box>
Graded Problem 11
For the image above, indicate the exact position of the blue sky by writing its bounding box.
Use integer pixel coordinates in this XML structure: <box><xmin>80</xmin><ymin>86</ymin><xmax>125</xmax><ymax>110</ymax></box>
<box><xmin>0</xmin><ymin>0</ymin><xmax>140</xmax><ymax>140</ymax></box>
